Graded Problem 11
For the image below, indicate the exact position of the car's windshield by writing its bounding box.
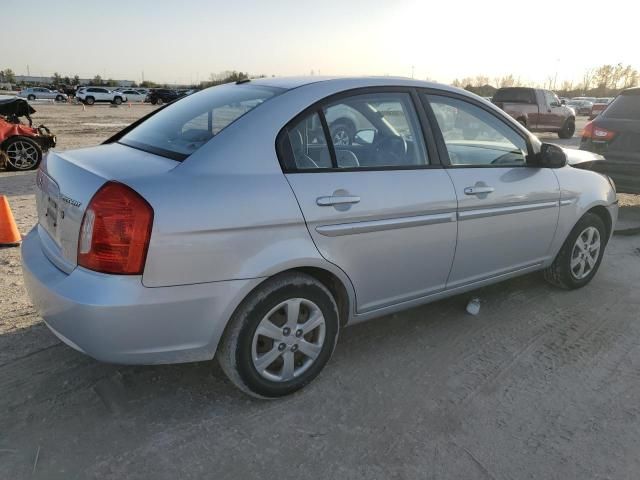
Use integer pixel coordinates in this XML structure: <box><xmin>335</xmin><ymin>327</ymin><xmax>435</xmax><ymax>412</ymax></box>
<box><xmin>602</xmin><ymin>93</ymin><xmax>640</xmax><ymax>120</ymax></box>
<box><xmin>119</xmin><ymin>83</ymin><xmax>284</xmax><ymax>160</ymax></box>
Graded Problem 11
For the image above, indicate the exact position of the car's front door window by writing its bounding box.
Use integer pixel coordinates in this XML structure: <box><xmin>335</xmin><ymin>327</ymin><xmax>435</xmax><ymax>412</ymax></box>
<box><xmin>426</xmin><ymin>95</ymin><xmax>528</xmax><ymax>167</ymax></box>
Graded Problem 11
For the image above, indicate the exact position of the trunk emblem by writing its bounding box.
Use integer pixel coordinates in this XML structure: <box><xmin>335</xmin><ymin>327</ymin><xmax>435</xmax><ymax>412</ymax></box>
<box><xmin>61</xmin><ymin>195</ymin><xmax>81</xmax><ymax>208</ymax></box>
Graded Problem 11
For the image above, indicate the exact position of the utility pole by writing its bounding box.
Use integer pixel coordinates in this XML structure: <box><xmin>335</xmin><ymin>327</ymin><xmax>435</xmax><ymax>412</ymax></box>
<box><xmin>27</xmin><ymin>64</ymin><xmax>30</xmax><ymax>76</ymax></box>
<box><xmin>411</xmin><ymin>65</ymin><xmax>415</xmax><ymax>79</ymax></box>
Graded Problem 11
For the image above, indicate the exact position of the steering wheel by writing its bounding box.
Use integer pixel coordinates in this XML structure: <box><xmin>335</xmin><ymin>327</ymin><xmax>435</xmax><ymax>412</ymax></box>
<box><xmin>373</xmin><ymin>135</ymin><xmax>407</xmax><ymax>165</ymax></box>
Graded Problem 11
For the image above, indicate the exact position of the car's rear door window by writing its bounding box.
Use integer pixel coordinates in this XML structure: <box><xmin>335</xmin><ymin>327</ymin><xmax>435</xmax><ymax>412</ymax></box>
<box><xmin>119</xmin><ymin>84</ymin><xmax>283</xmax><ymax>160</ymax></box>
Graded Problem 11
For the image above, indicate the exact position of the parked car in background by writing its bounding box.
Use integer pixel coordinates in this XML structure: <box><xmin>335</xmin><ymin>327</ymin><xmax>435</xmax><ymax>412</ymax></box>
<box><xmin>21</xmin><ymin>77</ymin><xmax>617</xmax><ymax>398</ymax></box>
<box><xmin>120</xmin><ymin>89</ymin><xmax>147</xmax><ymax>103</ymax></box>
<box><xmin>589</xmin><ymin>97</ymin><xmax>614</xmax><ymax>119</ymax></box>
<box><xmin>581</xmin><ymin>87</ymin><xmax>640</xmax><ymax>193</ymax></box>
<box><xmin>17</xmin><ymin>87</ymin><xmax>68</xmax><ymax>102</ymax></box>
<box><xmin>76</xmin><ymin>87</ymin><xmax>127</xmax><ymax>105</ymax></box>
<box><xmin>493</xmin><ymin>87</ymin><xmax>576</xmax><ymax>138</ymax></box>
<box><xmin>567</xmin><ymin>99</ymin><xmax>593</xmax><ymax>116</ymax></box>
<box><xmin>147</xmin><ymin>88</ymin><xmax>180</xmax><ymax>105</ymax></box>
<box><xmin>574</xmin><ymin>96</ymin><xmax>597</xmax><ymax>104</ymax></box>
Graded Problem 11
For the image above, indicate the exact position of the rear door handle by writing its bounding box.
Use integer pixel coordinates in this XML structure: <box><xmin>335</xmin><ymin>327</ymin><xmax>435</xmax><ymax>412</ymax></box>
<box><xmin>316</xmin><ymin>195</ymin><xmax>361</xmax><ymax>206</ymax></box>
<box><xmin>464</xmin><ymin>186</ymin><xmax>494</xmax><ymax>196</ymax></box>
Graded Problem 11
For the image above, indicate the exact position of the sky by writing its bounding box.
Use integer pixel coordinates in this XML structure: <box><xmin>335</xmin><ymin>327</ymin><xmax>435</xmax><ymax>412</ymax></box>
<box><xmin>1</xmin><ymin>0</ymin><xmax>638</xmax><ymax>86</ymax></box>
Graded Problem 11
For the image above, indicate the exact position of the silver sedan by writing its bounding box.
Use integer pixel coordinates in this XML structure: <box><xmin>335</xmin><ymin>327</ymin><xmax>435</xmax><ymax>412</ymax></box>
<box><xmin>17</xmin><ymin>87</ymin><xmax>68</xmax><ymax>102</ymax></box>
<box><xmin>22</xmin><ymin>77</ymin><xmax>617</xmax><ymax>398</ymax></box>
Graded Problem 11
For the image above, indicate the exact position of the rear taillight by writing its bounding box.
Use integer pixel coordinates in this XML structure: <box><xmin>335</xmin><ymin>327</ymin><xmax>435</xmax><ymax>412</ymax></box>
<box><xmin>582</xmin><ymin>122</ymin><xmax>616</xmax><ymax>142</ymax></box>
<box><xmin>78</xmin><ymin>181</ymin><xmax>153</xmax><ymax>275</ymax></box>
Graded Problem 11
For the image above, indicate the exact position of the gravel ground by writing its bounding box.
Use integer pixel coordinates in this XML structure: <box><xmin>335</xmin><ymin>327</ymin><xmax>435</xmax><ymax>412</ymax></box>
<box><xmin>1</xmin><ymin>105</ymin><xmax>640</xmax><ymax>479</ymax></box>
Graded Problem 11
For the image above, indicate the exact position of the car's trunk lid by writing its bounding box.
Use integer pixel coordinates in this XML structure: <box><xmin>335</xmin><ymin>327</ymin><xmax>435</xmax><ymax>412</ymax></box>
<box><xmin>36</xmin><ymin>143</ymin><xmax>179</xmax><ymax>273</ymax></box>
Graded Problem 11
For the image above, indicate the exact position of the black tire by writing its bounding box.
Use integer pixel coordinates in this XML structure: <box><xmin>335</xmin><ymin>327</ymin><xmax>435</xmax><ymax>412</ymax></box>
<box><xmin>85</xmin><ymin>96</ymin><xmax>95</xmax><ymax>105</ymax></box>
<box><xmin>27</xmin><ymin>94</ymin><xmax>35</xmax><ymax>101</ymax></box>
<box><xmin>330</xmin><ymin>121</ymin><xmax>355</xmax><ymax>146</ymax></box>
<box><xmin>2</xmin><ymin>136</ymin><xmax>43</xmax><ymax>171</ymax></box>
<box><xmin>156</xmin><ymin>98</ymin><xmax>164</xmax><ymax>106</ymax></box>
<box><xmin>55</xmin><ymin>95</ymin><xmax>64</xmax><ymax>102</ymax></box>
<box><xmin>558</xmin><ymin>118</ymin><xmax>576</xmax><ymax>139</ymax></box>
<box><xmin>113</xmin><ymin>96</ymin><xmax>122</xmax><ymax>105</ymax></box>
<box><xmin>544</xmin><ymin>212</ymin><xmax>607</xmax><ymax>289</ymax></box>
<box><xmin>217</xmin><ymin>272</ymin><xmax>340</xmax><ymax>399</ymax></box>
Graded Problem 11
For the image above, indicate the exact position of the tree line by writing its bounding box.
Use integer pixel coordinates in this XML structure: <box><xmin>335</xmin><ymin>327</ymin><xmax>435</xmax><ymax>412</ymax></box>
<box><xmin>451</xmin><ymin>63</ymin><xmax>638</xmax><ymax>98</ymax></box>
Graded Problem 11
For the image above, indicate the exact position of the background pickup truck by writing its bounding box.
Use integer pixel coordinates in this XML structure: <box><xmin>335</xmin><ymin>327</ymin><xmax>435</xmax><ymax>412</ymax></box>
<box><xmin>492</xmin><ymin>87</ymin><xmax>576</xmax><ymax>138</ymax></box>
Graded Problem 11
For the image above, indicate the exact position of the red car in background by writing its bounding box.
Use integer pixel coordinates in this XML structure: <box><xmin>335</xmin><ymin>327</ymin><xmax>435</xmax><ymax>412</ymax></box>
<box><xmin>0</xmin><ymin>98</ymin><xmax>56</xmax><ymax>170</ymax></box>
<box><xmin>589</xmin><ymin>97</ymin><xmax>614</xmax><ymax>119</ymax></box>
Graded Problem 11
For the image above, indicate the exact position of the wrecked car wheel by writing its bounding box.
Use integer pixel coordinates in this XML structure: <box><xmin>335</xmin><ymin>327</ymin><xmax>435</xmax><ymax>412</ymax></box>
<box><xmin>3</xmin><ymin>136</ymin><xmax>43</xmax><ymax>171</ymax></box>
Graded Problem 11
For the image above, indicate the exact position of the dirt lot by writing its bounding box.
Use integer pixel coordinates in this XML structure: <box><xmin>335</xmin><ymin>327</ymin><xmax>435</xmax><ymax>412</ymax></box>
<box><xmin>2</xmin><ymin>105</ymin><xmax>640</xmax><ymax>479</ymax></box>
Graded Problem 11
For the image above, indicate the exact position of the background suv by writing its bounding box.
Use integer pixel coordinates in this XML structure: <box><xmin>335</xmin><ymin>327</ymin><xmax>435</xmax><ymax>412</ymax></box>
<box><xmin>76</xmin><ymin>87</ymin><xmax>127</xmax><ymax>105</ymax></box>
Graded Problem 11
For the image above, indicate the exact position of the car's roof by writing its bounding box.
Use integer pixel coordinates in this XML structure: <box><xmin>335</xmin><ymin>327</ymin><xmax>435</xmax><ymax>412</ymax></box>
<box><xmin>250</xmin><ymin>75</ymin><xmax>457</xmax><ymax>93</ymax></box>
<box><xmin>622</xmin><ymin>87</ymin><xmax>640</xmax><ymax>96</ymax></box>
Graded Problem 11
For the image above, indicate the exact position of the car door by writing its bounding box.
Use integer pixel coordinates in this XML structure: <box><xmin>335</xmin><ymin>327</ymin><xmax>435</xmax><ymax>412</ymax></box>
<box><xmin>282</xmin><ymin>90</ymin><xmax>458</xmax><ymax>313</ymax></box>
<box><xmin>541</xmin><ymin>90</ymin><xmax>565</xmax><ymax>129</ymax></box>
<box><xmin>424</xmin><ymin>92</ymin><xmax>560</xmax><ymax>288</ymax></box>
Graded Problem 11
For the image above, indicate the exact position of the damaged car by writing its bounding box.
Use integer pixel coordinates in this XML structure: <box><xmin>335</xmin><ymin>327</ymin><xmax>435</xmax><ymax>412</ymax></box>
<box><xmin>0</xmin><ymin>98</ymin><xmax>56</xmax><ymax>170</ymax></box>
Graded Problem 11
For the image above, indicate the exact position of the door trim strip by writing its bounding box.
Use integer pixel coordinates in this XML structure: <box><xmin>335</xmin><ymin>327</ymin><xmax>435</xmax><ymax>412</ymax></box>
<box><xmin>458</xmin><ymin>201</ymin><xmax>558</xmax><ymax>221</ymax></box>
<box><xmin>316</xmin><ymin>211</ymin><xmax>456</xmax><ymax>237</ymax></box>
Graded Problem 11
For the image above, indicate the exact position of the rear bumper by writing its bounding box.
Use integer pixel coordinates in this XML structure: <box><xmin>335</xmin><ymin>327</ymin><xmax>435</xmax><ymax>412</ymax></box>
<box><xmin>580</xmin><ymin>146</ymin><xmax>640</xmax><ymax>194</ymax></box>
<box><xmin>21</xmin><ymin>227</ymin><xmax>262</xmax><ymax>365</ymax></box>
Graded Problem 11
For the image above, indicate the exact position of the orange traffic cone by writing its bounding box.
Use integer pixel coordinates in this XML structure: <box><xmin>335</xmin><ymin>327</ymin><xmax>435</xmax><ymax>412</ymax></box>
<box><xmin>0</xmin><ymin>195</ymin><xmax>21</xmax><ymax>247</ymax></box>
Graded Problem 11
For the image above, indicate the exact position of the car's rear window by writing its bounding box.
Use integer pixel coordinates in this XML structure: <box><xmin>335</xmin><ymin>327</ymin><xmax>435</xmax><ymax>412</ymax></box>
<box><xmin>119</xmin><ymin>83</ymin><xmax>284</xmax><ymax>160</ymax></box>
<box><xmin>493</xmin><ymin>88</ymin><xmax>535</xmax><ymax>104</ymax></box>
<box><xmin>602</xmin><ymin>93</ymin><xmax>640</xmax><ymax>120</ymax></box>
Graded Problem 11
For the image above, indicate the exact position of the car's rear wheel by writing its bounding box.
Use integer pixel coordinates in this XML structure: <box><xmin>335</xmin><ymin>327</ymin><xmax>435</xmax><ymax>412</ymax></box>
<box><xmin>55</xmin><ymin>94</ymin><xmax>64</xmax><ymax>102</ymax></box>
<box><xmin>558</xmin><ymin>118</ymin><xmax>576</xmax><ymax>139</ymax></box>
<box><xmin>3</xmin><ymin>136</ymin><xmax>43</xmax><ymax>171</ymax></box>
<box><xmin>544</xmin><ymin>212</ymin><xmax>607</xmax><ymax>289</ymax></box>
<box><xmin>217</xmin><ymin>272</ymin><xmax>339</xmax><ymax>398</ymax></box>
<box><xmin>85</xmin><ymin>96</ymin><xmax>95</xmax><ymax>105</ymax></box>
<box><xmin>113</xmin><ymin>96</ymin><xmax>122</xmax><ymax>105</ymax></box>
<box><xmin>27</xmin><ymin>94</ymin><xmax>35</xmax><ymax>101</ymax></box>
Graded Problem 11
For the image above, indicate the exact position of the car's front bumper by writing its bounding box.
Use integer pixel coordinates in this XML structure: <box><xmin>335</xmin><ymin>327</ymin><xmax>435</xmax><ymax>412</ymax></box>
<box><xmin>21</xmin><ymin>227</ymin><xmax>262</xmax><ymax>365</ymax></box>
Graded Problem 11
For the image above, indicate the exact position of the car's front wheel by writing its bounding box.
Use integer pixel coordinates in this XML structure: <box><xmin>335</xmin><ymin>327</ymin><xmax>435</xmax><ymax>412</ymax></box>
<box><xmin>55</xmin><ymin>94</ymin><xmax>64</xmax><ymax>102</ymax></box>
<box><xmin>217</xmin><ymin>272</ymin><xmax>339</xmax><ymax>398</ymax></box>
<box><xmin>3</xmin><ymin>136</ymin><xmax>43</xmax><ymax>171</ymax></box>
<box><xmin>544</xmin><ymin>212</ymin><xmax>607</xmax><ymax>289</ymax></box>
<box><xmin>558</xmin><ymin>118</ymin><xmax>576</xmax><ymax>139</ymax></box>
<box><xmin>85</xmin><ymin>96</ymin><xmax>95</xmax><ymax>105</ymax></box>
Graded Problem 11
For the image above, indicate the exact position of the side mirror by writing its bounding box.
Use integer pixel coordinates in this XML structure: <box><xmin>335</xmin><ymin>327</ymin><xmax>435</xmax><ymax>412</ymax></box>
<box><xmin>529</xmin><ymin>143</ymin><xmax>567</xmax><ymax>168</ymax></box>
<box><xmin>354</xmin><ymin>129</ymin><xmax>375</xmax><ymax>145</ymax></box>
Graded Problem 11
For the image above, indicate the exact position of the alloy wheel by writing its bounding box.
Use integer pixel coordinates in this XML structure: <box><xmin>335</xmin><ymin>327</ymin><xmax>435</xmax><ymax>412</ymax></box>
<box><xmin>251</xmin><ymin>298</ymin><xmax>326</xmax><ymax>382</ymax></box>
<box><xmin>570</xmin><ymin>226</ymin><xmax>601</xmax><ymax>280</ymax></box>
<box><xmin>6</xmin><ymin>141</ymin><xmax>39</xmax><ymax>170</ymax></box>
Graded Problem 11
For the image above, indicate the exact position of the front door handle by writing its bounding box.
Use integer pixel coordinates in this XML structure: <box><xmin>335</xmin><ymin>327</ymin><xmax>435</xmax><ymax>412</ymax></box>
<box><xmin>316</xmin><ymin>195</ymin><xmax>361</xmax><ymax>206</ymax></box>
<box><xmin>464</xmin><ymin>186</ymin><xmax>494</xmax><ymax>196</ymax></box>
